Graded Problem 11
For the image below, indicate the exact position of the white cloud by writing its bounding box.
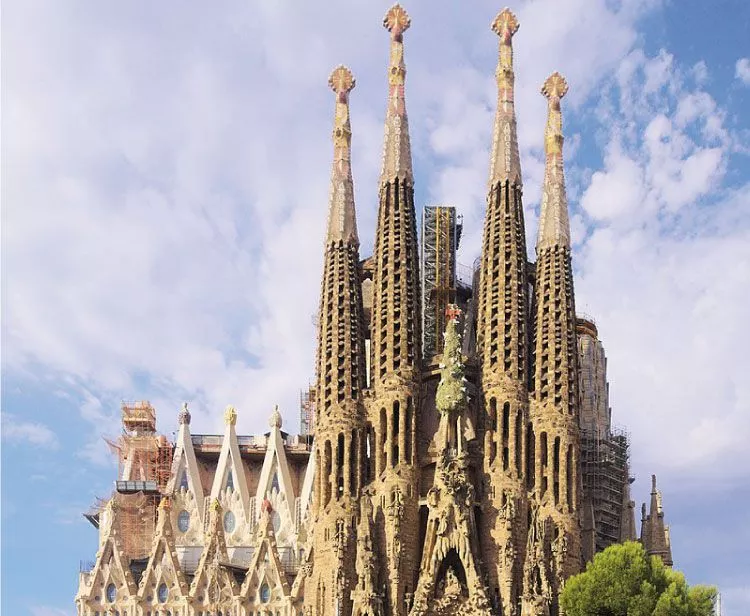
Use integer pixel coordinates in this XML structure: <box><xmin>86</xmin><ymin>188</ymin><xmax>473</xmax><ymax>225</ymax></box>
<box><xmin>735</xmin><ymin>57</ymin><xmax>750</xmax><ymax>85</ymax></box>
<box><xmin>1</xmin><ymin>413</ymin><xmax>58</xmax><ymax>448</ymax></box>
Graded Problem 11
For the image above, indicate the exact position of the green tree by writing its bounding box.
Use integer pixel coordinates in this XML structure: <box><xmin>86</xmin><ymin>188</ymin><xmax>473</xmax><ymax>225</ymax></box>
<box><xmin>560</xmin><ymin>541</ymin><xmax>716</xmax><ymax>616</ymax></box>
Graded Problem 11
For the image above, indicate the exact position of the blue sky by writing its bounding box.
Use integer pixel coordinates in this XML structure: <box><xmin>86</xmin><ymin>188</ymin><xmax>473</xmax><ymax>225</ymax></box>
<box><xmin>2</xmin><ymin>0</ymin><xmax>749</xmax><ymax>614</ymax></box>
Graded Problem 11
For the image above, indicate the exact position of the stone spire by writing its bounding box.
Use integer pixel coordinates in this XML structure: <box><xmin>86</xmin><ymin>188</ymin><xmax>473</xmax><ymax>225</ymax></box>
<box><xmin>370</xmin><ymin>3</ymin><xmax>421</xmax><ymax>386</ymax></box>
<box><xmin>537</xmin><ymin>72</ymin><xmax>571</xmax><ymax>250</ymax></box>
<box><xmin>488</xmin><ymin>8</ymin><xmax>522</xmax><ymax>186</ymax></box>
<box><xmin>316</xmin><ymin>65</ymin><xmax>367</xmax><ymax>416</ymax></box>
<box><xmin>525</xmin><ymin>73</ymin><xmax>582</xmax><ymax>607</ymax></box>
<box><xmin>380</xmin><ymin>4</ymin><xmax>413</xmax><ymax>185</ymax></box>
<box><xmin>366</xmin><ymin>8</ymin><xmax>421</xmax><ymax>615</ymax></box>
<box><xmin>326</xmin><ymin>66</ymin><xmax>359</xmax><ymax>245</ymax></box>
<box><xmin>641</xmin><ymin>474</ymin><xmax>673</xmax><ymax>567</ymax></box>
<box><xmin>475</xmin><ymin>11</ymin><xmax>531</xmax><ymax>611</ymax></box>
<box><xmin>307</xmin><ymin>65</ymin><xmax>368</xmax><ymax>616</ymax></box>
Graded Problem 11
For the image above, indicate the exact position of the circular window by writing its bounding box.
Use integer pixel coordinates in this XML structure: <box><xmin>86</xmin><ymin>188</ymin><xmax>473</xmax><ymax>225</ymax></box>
<box><xmin>157</xmin><ymin>583</ymin><xmax>168</xmax><ymax>603</ymax></box>
<box><xmin>271</xmin><ymin>510</ymin><xmax>281</xmax><ymax>532</ymax></box>
<box><xmin>259</xmin><ymin>583</ymin><xmax>270</xmax><ymax>603</ymax></box>
<box><xmin>223</xmin><ymin>510</ymin><xmax>236</xmax><ymax>533</ymax></box>
<box><xmin>177</xmin><ymin>510</ymin><xmax>190</xmax><ymax>533</ymax></box>
<box><xmin>106</xmin><ymin>583</ymin><xmax>117</xmax><ymax>603</ymax></box>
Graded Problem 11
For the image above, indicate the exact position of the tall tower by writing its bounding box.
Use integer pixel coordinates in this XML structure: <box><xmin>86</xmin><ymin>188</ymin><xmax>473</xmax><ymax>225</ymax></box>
<box><xmin>476</xmin><ymin>9</ymin><xmax>529</xmax><ymax>615</ymax></box>
<box><xmin>525</xmin><ymin>72</ymin><xmax>582</xmax><ymax>614</ymax></box>
<box><xmin>368</xmin><ymin>5</ymin><xmax>421</xmax><ymax>615</ymax></box>
<box><xmin>308</xmin><ymin>65</ymin><xmax>367</xmax><ymax>616</ymax></box>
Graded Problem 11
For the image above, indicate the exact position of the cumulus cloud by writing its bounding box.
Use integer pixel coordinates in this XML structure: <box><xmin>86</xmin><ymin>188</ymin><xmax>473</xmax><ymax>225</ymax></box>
<box><xmin>1</xmin><ymin>413</ymin><xmax>59</xmax><ymax>448</ymax></box>
<box><xmin>735</xmin><ymin>57</ymin><xmax>750</xmax><ymax>85</ymax></box>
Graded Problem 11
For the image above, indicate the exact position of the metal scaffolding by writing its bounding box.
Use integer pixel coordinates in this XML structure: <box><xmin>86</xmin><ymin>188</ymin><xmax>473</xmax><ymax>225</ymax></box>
<box><xmin>300</xmin><ymin>385</ymin><xmax>316</xmax><ymax>436</ymax></box>
<box><xmin>101</xmin><ymin>401</ymin><xmax>173</xmax><ymax>560</ymax></box>
<box><xmin>580</xmin><ymin>425</ymin><xmax>631</xmax><ymax>553</ymax></box>
<box><xmin>421</xmin><ymin>205</ymin><xmax>462</xmax><ymax>360</ymax></box>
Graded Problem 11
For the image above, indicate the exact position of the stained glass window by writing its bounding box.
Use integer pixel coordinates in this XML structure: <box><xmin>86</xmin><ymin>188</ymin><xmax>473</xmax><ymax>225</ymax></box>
<box><xmin>223</xmin><ymin>510</ymin><xmax>236</xmax><ymax>533</ymax></box>
<box><xmin>178</xmin><ymin>510</ymin><xmax>190</xmax><ymax>533</ymax></box>
<box><xmin>106</xmin><ymin>583</ymin><xmax>116</xmax><ymax>603</ymax></box>
<box><xmin>158</xmin><ymin>583</ymin><xmax>168</xmax><ymax>603</ymax></box>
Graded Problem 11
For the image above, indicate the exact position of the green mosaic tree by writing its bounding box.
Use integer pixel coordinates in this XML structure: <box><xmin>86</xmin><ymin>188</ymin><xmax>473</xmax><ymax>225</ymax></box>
<box><xmin>560</xmin><ymin>541</ymin><xmax>716</xmax><ymax>616</ymax></box>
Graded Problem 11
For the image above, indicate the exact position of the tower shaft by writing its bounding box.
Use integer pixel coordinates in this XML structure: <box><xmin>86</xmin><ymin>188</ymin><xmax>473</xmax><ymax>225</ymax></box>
<box><xmin>525</xmin><ymin>73</ymin><xmax>582</xmax><ymax>612</ymax></box>
<box><xmin>309</xmin><ymin>66</ymin><xmax>367</xmax><ymax>616</ymax></box>
<box><xmin>476</xmin><ymin>11</ymin><xmax>529</xmax><ymax>614</ymax></box>
<box><xmin>368</xmin><ymin>7</ymin><xmax>421</xmax><ymax>615</ymax></box>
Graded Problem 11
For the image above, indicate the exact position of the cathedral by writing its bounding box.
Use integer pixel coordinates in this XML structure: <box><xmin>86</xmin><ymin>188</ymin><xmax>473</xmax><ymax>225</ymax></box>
<box><xmin>75</xmin><ymin>6</ymin><xmax>673</xmax><ymax>616</ymax></box>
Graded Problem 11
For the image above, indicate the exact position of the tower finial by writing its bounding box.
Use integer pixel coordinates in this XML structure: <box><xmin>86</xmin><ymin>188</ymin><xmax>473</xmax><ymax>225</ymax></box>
<box><xmin>324</xmin><ymin>65</ymin><xmax>359</xmax><ymax>245</ymax></box>
<box><xmin>384</xmin><ymin>4</ymin><xmax>411</xmax><ymax>39</ymax></box>
<box><xmin>537</xmin><ymin>72</ymin><xmax>571</xmax><ymax>250</ymax></box>
<box><xmin>488</xmin><ymin>8</ymin><xmax>522</xmax><ymax>186</ymax></box>
<box><xmin>379</xmin><ymin>4</ymin><xmax>413</xmax><ymax>184</ymax></box>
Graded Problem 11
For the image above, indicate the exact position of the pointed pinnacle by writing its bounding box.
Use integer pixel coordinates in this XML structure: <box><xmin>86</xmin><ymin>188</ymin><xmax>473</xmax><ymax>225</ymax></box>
<box><xmin>488</xmin><ymin>7</ymin><xmax>522</xmax><ymax>186</ymax></box>
<box><xmin>325</xmin><ymin>65</ymin><xmax>359</xmax><ymax>245</ymax></box>
<box><xmin>537</xmin><ymin>71</ymin><xmax>571</xmax><ymax>250</ymax></box>
<box><xmin>380</xmin><ymin>4</ymin><xmax>413</xmax><ymax>185</ymax></box>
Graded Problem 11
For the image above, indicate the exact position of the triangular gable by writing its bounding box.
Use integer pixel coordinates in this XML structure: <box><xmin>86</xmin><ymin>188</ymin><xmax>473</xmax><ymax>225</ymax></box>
<box><xmin>80</xmin><ymin>501</ymin><xmax>138</xmax><ymax>602</ymax></box>
<box><xmin>210</xmin><ymin>407</ymin><xmax>250</xmax><ymax>515</ymax></box>
<box><xmin>254</xmin><ymin>408</ymin><xmax>296</xmax><ymax>530</ymax></box>
<box><xmin>137</xmin><ymin>500</ymin><xmax>189</xmax><ymax>602</ymax></box>
<box><xmin>190</xmin><ymin>500</ymin><xmax>240</xmax><ymax>605</ymax></box>
<box><xmin>240</xmin><ymin>502</ymin><xmax>291</xmax><ymax>603</ymax></box>
<box><xmin>167</xmin><ymin>412</ymin><xmax>205</xmax><ymax>518</ymax></box>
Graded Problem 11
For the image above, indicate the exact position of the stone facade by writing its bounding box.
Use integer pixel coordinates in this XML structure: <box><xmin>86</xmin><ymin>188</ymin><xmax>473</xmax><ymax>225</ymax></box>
<box><xmin>75</xmin><ymin>6</ymin><xmax>675</xmax><ymax>616</ymax></box>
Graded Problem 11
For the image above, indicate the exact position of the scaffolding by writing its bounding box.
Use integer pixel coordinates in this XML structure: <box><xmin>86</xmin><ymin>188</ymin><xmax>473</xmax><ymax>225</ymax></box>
<box><xmin>580</xmin><ymin>426</ymin><xmax>631</xmax><ymax>553</ymax></box>
<box><xmin>421</xmin><ymin>205</ymin><xmax>462</xmax><ymax>359</ymax></box>
<box><xmin>300</xmin><ymin>386</ymin><xmax>316</xmax><ymax>436</ymax></box>
<box><xmin>101</xmin><ymin>401</ymin><xmax>173</xmax><ymax>560</ymax></box>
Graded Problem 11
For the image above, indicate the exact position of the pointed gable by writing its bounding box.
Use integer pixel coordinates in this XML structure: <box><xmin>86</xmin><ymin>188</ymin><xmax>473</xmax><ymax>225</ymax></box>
<box><xmin>78</xmin><ymin>500</ymin><xmax>138</xmax><ymax>608</ymax></box>
<box><xmin>168</xmin><ymin>404</ymin><xmax>205</xmax><ymax>515</ymax></box>
<box><xmin>137</xmin><ymin>499</ymin><xmax>190</xmax><ymax>607</ymax></box>
<box><xmin>210</xmin><ymin>405</ymin><xmax>250</xmax><ymax>512</ymax></box>
<box><xmin>254</xmin><ymin>407</ymin><xmax>296</xmax><ymax>539</ymax></box>
<box><xmin>241</xmin><ymin>499</ymin><xmax>292</xmax><ymax>608</ymax></box>
<box><xmin>191</xmin><ymin>499</ymin><xmax>240</xmax><ymax>610</ymax></box>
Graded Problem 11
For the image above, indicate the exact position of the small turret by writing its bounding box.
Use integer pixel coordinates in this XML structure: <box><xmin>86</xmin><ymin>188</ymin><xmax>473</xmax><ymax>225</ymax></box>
<box><xmin>640</xmin><ymin>474</ymin><xmax>673</xmax><ymax>567</ymax></box>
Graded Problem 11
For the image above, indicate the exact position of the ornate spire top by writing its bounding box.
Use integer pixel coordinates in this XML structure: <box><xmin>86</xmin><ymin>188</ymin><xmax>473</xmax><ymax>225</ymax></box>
<box><xmin>269</xmin><ymin>405</ymin><xmax>283</xmax><ymax>429</ymax></box>
<box><xmin>159</xmin><ymin>497</ymin><xmax>172</xmax><ymax>512</ymax></box>
<box><xmin>178</xmin><ymin>402</ymin><xmax>191</xmax><ymax>426</ymax></box>
<box><xmin>384</xmin><ymin>4</ymin><xmax>411</xmax><ymax>39</ymax></box>
<box><xmin>380</xmin><ymin>4</ymin><xmax>413</xmax><ymax>185</ymax></box>
<box><xmin>325</xmin><ymin>65</ymin><xmax>360</xmax><ymax>246</ymax></box>
<box><xmin>537</xmin><ymin>72</ymin><xmax>571</xmax><ymax>250</ymax></box>
<box><xmin>488</xmin><ymin>8</ymin><xmax>522</xmax><ymax>186</ymax></box>
<box><xmin>223</xmin><ymin>405</ymin><xmax>237</xmax><ymax>426</ymax></box>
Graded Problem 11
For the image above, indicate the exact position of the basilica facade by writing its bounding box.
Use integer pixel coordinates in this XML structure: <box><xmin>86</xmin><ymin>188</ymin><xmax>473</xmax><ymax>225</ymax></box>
<box><xmin>75</xmin><ymin>6</ymin><xmax>672</xmax><ymax>616</ymax></box>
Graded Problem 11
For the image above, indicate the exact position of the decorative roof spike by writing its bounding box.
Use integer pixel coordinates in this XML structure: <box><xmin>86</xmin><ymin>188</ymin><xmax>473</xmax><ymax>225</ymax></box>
<box><xmin>488</xmin><ymin>8</ymin><xmax>522</xmax><ymax>186</ymax></box>
<box><xmin>325</xmin><ymin>65</ymin><xmax>360</xmax><ymax>246</ymax></box>
<box><xmin>537</xmin><ymin>72</ymin><xmax>571</xmax><ymax>250</ymax></box>
<box><xmin>223</xmin><ymin>405</ymin><xmax>237</xmax><ymax>426</ymax></box>
<box><xmin>380</xmin><ymin>4</ymin><xmax>413</xmax><ymax>185</ymax></box>
<box><xmin>269</xmin><ymin>404</ymin><xmax>283</xmax><ymax>429</ymax></box>
<box><xmin>178</xmin><ymin>402</ymin><xmax>191</xmax><ymax>426</ymax></box>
